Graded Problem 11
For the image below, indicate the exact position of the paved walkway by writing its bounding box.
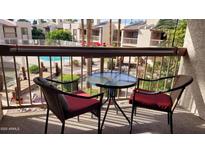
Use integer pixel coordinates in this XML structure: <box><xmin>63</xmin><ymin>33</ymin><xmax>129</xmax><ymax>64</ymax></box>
<box><xmin>0</xmin><ymin>104</ymin><xmax>205</xmax><ymax>134</ymax></box>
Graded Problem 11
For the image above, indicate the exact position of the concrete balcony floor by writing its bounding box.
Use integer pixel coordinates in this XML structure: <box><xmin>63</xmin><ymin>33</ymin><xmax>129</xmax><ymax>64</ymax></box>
<box><xmin>0</xmin><ymin>102</ymin><xmax>205</xmax><ymax>134</ymax></box>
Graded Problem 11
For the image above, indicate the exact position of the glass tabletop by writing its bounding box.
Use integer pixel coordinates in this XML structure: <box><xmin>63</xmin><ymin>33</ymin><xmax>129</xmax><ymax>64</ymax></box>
<box><xmin>87</xmin><ymin>71</ymin><xmax>137</xmax><ymax>89</ymax></box>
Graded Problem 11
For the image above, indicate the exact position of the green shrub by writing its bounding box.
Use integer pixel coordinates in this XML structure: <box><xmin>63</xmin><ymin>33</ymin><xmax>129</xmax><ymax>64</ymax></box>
<box><xmin>58</xmin><ymin>74</ymin><xmax>80</xmax><ymax>92</ymax></box>
<box><xmin>29</xmin><ymin>65</ymin><xmax>39</xmax><ymax>74</ymax></box>
<box><xmin>46</xmin><ymin>29</ymin><xmax>72</xmax><ymax>41</ymax></box>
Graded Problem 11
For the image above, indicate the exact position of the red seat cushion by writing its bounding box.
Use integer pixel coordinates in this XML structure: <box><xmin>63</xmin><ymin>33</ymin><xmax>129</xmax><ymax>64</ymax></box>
<box><xmin>129</xmin><ymin>89</ymin><xmax>172</xmax><ymax>111</ymax></box>
<box><xmin>63</xmin><ymin>90</ymin><xmax>101</xmax><ymax>118</ymax></box>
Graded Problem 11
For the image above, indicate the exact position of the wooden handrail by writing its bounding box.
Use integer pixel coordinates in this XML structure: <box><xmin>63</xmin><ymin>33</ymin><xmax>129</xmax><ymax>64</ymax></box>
<box><xmin>0</xmin><ymin>45</ymin><xmax>187</xmax><ymax>57</ymax></box>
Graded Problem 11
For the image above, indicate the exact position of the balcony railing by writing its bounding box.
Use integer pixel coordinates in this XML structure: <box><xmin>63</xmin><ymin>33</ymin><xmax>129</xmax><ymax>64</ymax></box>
<box><xmin>2</xmin><ymin>38</ymin><xmax>18</xmax><ymax>44</ymax></box>
<box><xmin>80</xmin><ymin>35</ymin><xmax>100</xmax><ymax>42</ymax></box>
<box><xmin>0</xmin><ymin>45</ymin><xmax>186</xmax><ymax>110</ymax></box>
<box><xmin>123</xmin><ymin>38</ymin><xmax>138</xmax><ymax>45</ymax></box>
<box><xmin>92</xmin><ymin>35</ymin><xmax>100</xmax><ymax>42</ymax></box>
<box><xmin>150</xmin><ymin>39</ymin><xmax>165</xmax><ymax>47</ymax></box>
<box><xmin>0</xmin><ymin>39</ymin><xmax>81</xmax><ymax>46</ymax></box>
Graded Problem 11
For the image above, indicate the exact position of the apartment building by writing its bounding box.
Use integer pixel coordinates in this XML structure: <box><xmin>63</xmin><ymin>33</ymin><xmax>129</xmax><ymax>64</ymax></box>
<box><xmin>32</xmin><ymin>19</ymin><xmax>164</xmax><ymax>47</ymax></box>
<box><xmin>121</xmin><ymin>19</ymin><xmax>166</xmax><ymax>47</ymax></box>
<box><xmin>79</xmin><ymin>20</ymin><xmax>124</xmax><ymax>46</ymax></box>
<box><xmin>0</xmin><ymin>19</ymin><xmax>32</xmax><ymax>44</ymax></box>
<box><xmin>33</xmin><ymin>19</ymin><xmax>81</xmax><ymax>42</ymax></box>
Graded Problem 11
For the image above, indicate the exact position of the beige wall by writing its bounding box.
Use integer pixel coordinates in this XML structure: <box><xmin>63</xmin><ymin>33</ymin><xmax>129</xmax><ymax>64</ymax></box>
<box><xmin>16</xmin><ymin>21</ymin><xmax>32</xmax><ymax>41</ymax></box>
<box><xmin>137</xmin><ymin>29</ymin><xmax>151</xmax><ymax>47</ymax></box>
<box><xmin>179</xmin><ymin>19</ymin><xmax>205</xmax><ymax>119</ymax></box>
<box><xmin>101</xmin><ymin>24</ymin><xmax>110</xmax><ymax>44</ymax></box>
<box><xmin>0</xmin><ymin>25</ymin><xmax>4</xmax><ymax>42</ymax></box>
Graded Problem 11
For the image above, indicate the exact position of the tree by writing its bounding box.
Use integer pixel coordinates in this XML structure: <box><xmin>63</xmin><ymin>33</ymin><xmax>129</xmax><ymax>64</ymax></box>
<box><xmin>33</xmin><ymin>20</ymin><xmax>37</xmax><ymax>25</ymax></box>
<box><xmin>109</xmin><ymin>19</ymin><xmax>112</xmax><ymax>45</ymax></box>
<box><xmin>173</xmin><ymin>20</ymin><xmax>187</xmax><ymax>47</ymax></box>
<box><xmin>46</xmin><ymin>29</ymin><xmax>72</xmax><ymax>41</ymax></box>
<box><xmin>156</xmin><ymin>19</ymin><xmax>178</xmax><ymax>29</ymax></box>
<box><xmin>148</xmin><ymin>19</ymin><xmax>188</xmax><ymax>90</ymax></box>
<box><xmin>17</xmin><ymin>19</ymin><xmax>30</xmax><ymax>23</ymax></box>
<box><xmin>32</xmin><ymin>27</ymin><xmax>45</xmax><ymax>39</ymax></box>
<box><xmin>155</xmin><ymin>19</ymin><xmax>187</xmax><ymax>47</ymax></box>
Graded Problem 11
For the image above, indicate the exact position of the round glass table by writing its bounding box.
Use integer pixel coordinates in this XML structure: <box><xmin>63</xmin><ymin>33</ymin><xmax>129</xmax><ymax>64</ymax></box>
<box><xmin>87</xmin><ymin>71</ymin><xmax>137</xmax><ymax>129</ymax></box>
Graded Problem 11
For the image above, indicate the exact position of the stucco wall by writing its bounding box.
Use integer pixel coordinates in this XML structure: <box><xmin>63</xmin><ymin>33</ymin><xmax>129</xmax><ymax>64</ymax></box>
<box><xmin>137</xmin><ymin>29</ymin><xmax>151</xmax><ymax>47</ymax></box>
<box><xmin>16</xmin><ymin>21</ymin><xmax>32</xmax><ymax>41</ymax></box>
<box><xmin>102</xmin><ymin>23</ymin><xmax>110</xmax><ymax>44</ymax></box>
<box><xmin>179</xmin><ymin>19</ymin><xmax>205</xmax><ymax>119</ymax></box>
<box><xmin>0</xmin><ymin>25</ymin><xmax>4</xmax><ymax>43</ymax></box>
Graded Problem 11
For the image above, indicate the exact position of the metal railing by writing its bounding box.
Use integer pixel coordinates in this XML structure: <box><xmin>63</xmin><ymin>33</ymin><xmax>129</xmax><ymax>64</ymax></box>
<box><xmin>123</xmin><ymin>37</ymin><xmax>138</xmax><ymax>45</ymax></box>
<box><xmin>0</xmin><ymin>45</ymin><xmax>187</xmax><ymax>110</ymax></box>
<box><xmin>150</xmin><ymin>39</ymin><xmax>165</xmax><ymax>47</ymax></box>
<box><xmin>0</xmin><ymin>39</ymin><xmax>82</xmax><ymax>46</ymax></box>
<box><xmin>91</xmin><ymin>35</ymin><xmax>100</xmax><ymax>42</ymax></box>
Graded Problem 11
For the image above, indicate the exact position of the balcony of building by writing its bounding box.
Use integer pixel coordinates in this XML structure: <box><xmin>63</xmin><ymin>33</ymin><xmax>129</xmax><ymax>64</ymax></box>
<box><xmin>121</xmin><ymin>30</ymin><xmax>138</xmax><ymax>47</ymax></box>
<box><xmin>0</xmin><ymin>20</ymin><xmax>205</xmax><ymax>134</ymax></box>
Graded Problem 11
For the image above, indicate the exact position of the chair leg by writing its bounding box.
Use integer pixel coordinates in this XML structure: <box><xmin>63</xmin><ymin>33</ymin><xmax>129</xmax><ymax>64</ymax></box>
<box><xmin>130</xmin><ymin>105</ymin><xmax>135</xmax><ymax>134</ymax></box>
<box><xmin>61</xmin><ymin>121</ymin><xmax>65</xmax><ymax>134</ymax></box>
<box><xmin>97</xmin><ymin>107</ymin><xmax>101</xmax><ymax>134</ymax></box>
<box><xmin>45</xmin><ymin>108</ymin><xmax>49</xmax><ymax>134</ymax></box>
<box><xmin>170</xmin><ymin>113</ymin><xmax>173</xmax><ymax>134</ymax></box>
<box><xmin>167</xmin><ymin>112</ymin><xmax>170</xmax><ymax>125</ymax></box>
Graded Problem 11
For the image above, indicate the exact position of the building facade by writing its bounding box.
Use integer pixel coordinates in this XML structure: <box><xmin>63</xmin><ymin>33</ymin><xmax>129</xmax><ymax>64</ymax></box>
<box><xmin>121</xmin><ymin>19</ymin><xmax>166</xmax><ymax>47</ymax></box>
<box><xmin>0</xmin><ymin>19</ymin><xmax>32</xmax><ymax>45</ymax></box>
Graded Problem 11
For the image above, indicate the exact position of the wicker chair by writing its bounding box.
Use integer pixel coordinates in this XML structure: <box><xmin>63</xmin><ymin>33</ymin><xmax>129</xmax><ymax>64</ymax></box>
<box><xmin>129</xmin><ymin>75</ymin><xmax>193</xmax><ymax>134</ymax></box>
<box><xmin>33</xmin><ymin>77</ymin><xmax>103</xmax><ymax>134</ymax></box>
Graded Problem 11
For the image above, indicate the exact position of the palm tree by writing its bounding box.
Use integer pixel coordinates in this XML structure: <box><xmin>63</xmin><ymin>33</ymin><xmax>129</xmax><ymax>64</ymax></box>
<box><xmin>86</xmin><ymin>19</ymin><xmax>92</xmax><ymax>88</ymax></box>
<box><xmin>109</xmin><ymin>19</ymin><xmax>112</xmax><ymax>46</ymax></box>
<box><xmin>81</xmin><ymin>19</ymin><xmax>86</xmax><ymax>65</ymax></box>
<box><xmin>117</xmin><ymin>19</ymin><xmax>123</xmax><ymax>66</ymax></box>
<box><xmin>117</xmin><ymin>19</ymin><xmax>121</xmax><ymax>47</ymax></box>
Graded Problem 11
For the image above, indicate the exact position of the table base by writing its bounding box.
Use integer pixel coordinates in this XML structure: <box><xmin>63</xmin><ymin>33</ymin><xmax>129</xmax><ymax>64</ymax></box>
<box><xmin>101</xmin><ymin>89</ymin><xmax>130</xmax><ymax>130</ymax></box>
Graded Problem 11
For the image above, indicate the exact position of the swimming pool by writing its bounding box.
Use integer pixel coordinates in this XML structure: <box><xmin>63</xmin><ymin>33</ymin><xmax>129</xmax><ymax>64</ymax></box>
<box><xmin>40</xmin><ymin>56</ymin><xmax>70</xmax><ymax>62</ymax></box>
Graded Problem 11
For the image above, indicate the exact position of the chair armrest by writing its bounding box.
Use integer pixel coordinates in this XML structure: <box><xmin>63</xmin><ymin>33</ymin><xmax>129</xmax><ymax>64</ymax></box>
<box><xmin>46</xmin><ymin>78</ymin><xmax>79</xmax><ymax>85</ymax></box>
<box><xmin>58</xmin><ymin>89</ymin><xmax>104</xmax><ymax>100</ymax></box>
<box><xmin>133</xmin><ymin>85</ymin><xmax>187</xmax><ymax>96</ymax></box>
<box><xmin>138</xmin><ymin>76</ymin><xmax>175</xmax><ymax>82</ymax></box>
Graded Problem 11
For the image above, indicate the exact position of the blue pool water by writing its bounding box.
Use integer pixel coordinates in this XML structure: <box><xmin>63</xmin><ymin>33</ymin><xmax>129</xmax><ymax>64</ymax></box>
<box><xmin>40</xmin><ymin>56</ymin><xmax>70</xmax><ymax>62</ymax></box>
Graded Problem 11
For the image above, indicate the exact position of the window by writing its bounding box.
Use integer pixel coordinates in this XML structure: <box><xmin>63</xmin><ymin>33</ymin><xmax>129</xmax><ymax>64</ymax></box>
<box><xmin>124</xmin><ymin>30</ymin><xmax>138</xmax><ymax>38</ymax></box>
<box><xmin>21</xmin><ymin>28</ymin><xmax>28</xmax><ymax>35</ymax></box>
<box><xmin>113</xmin><ymin>30</ymin><xmax>118</xmax><ymax>41</ymax></box>
<box><xmin>3</xmin><ymin>26</ymin><xmax>17</xmax><ymax>38</ymax></box>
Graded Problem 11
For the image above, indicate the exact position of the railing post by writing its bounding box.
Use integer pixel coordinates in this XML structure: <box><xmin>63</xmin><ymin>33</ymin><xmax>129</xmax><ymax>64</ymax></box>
<box><xmin>0</xmin><ymin>72</ymin><xmax>3</xmax><ymax>91</ymax></box>
<box><xmin>0</xmin><ymin>94</ymin><xmax>3</xmax><ymax>121</ymax></box>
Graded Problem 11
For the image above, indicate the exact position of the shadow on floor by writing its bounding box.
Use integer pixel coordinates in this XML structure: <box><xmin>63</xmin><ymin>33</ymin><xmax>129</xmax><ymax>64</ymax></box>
<box><xmin>0</xmin><ymin>107</ymin><xmax>205</xmax><ymax>134</ymax></box>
